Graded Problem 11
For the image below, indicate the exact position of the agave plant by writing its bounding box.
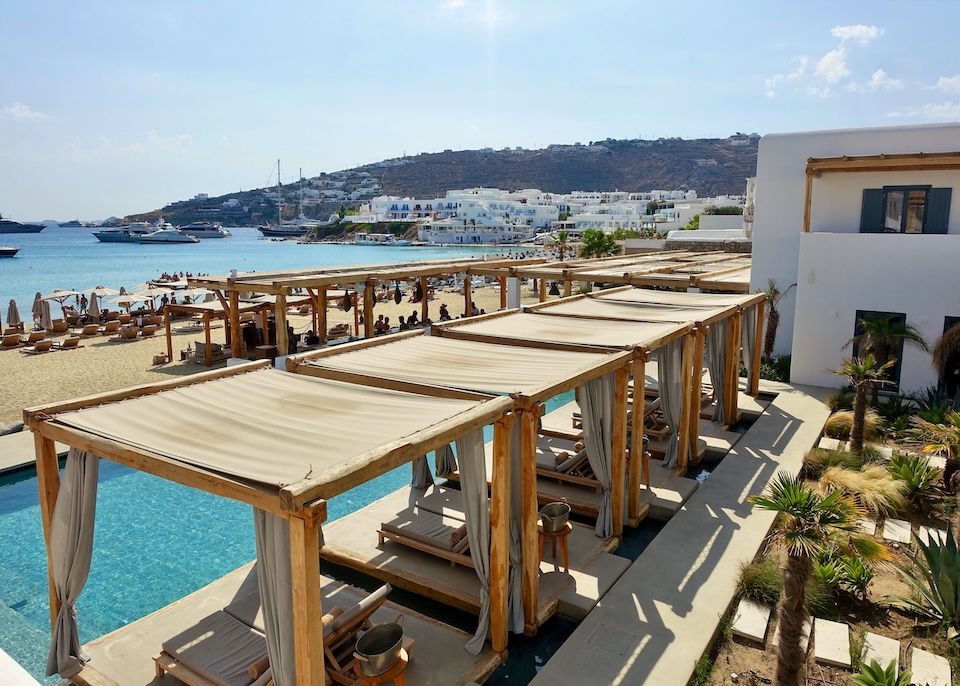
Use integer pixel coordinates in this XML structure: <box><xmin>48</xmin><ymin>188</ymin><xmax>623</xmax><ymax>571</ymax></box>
<box><xmin>887</xmin><ymin>453</ymin><xmax>938</xmax><ymax>500</ymax></box>
<box><xmin>889</xmin><ymin>523</ymin><xmax>960</xmax><ymax>630</ymax></box>
<box><xmin>912</xmin><ymin>385</ymin><xmax>954</xmax><ymax>424</ymax></box>
<box><xmin>842</xmin><ymin>556</ymin><xmax>875</xmax><ymax>600</ymax></box>
<box><xmin>850</xmin><ymin>659</ymin><xmax>912</xmax><ymax>686</ymax></box>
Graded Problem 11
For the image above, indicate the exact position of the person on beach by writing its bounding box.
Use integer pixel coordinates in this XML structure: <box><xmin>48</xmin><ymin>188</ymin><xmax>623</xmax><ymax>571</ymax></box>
<box><xmin>408</xmin><ymin>310</ymin><xmax>419</xmax><ymax>327</ymax></box>
<box><xmin>471</xmin><ymin>303</ymin><xmax>480</xmax><ymax>317</ymax></box>
<box><xmin>439</xmin><ymin>303</ymin><xmax>451</xmax><ymax>321</ymax></box>
<box><xmin>374</xmin><ymin>314</ymin><xmax>387</xmax><ymax>335</ymax></box>
<box><xmin>398</xmin><ymin>316</ymin><xmax>409</xmax><ymax>331</ymax></box>
<box><xmin>80</xmin><ymin>294</ymin><xmax>88</xmax><ymax>313</ymax></box>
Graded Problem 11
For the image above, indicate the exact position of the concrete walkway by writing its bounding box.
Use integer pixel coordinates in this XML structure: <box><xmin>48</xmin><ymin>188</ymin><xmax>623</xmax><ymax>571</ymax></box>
<box><xmin>0</xmin><ymin>431</ymin><xmax>67</xmax><ymax>475</ymax></box>
<box><xmin>530</xmin><ymin>382</ymin><xmax>831</xmax><ymax>686</ymax></box>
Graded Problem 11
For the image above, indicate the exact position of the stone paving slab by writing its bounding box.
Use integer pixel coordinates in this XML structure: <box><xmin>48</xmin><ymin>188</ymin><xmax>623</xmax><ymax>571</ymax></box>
<box><xmin>0</xmin><ymin>431</ymin><xmax>67</xmax><ymax>474</ymax></box>
<box><xmin>882</xmin><ymin>518</ymin><xmax>912</xmax><ymax>544</ymax></box>
<box><xmin>857</xmin><ymin>517</ymin><xmax>877</xmax><ymax>536</ymax></box>
<box><xmin>863</xmin><ymin>632</ymin><xmax>899</xmax><ymax>675</ymax></box>
<box><xmin>818</xmin><ymin>436</ymin><xmax>842</xmax><ymax>451</ymax></box>
<box><xmin>731</xmin><ymin>599</ymin><xmax>770</xmax><ymax>643</ymax></box>
<box><xmin>928</xmin><ymin>455</ymin><xmax>947</xmax><ymax>471</ymax></box>
<box><xmin>558</xmin><ymin>553</ymin><xmax>632</xmax><ymax>621</ymax></box>
<box><xmin>0</xmin><ymin>648</ymin><xmax>41</xmax><ymax>686</ymax></box>
<box><xmin>773</xmin><ymin>616</ymin><xmax>812</xmax><ymax>653</ymax></box>
<box><xmin>917</xmin><ymin>526</ymin><xmax>947</xmax><ymax>547</ymax></box>
<box><xmin>871</xmin><ymin>444</ymin><xmax>895</xmax><ymax>460</ymax></box>
<box><xmin>911</xmin><ymin>647</ymin><xmax>951</xmax><ymax>686</ymax></box>
<box><xmin>813</xmin><ymin>618</ymin><xmax>850</xmax><ymax>668</ymax></box>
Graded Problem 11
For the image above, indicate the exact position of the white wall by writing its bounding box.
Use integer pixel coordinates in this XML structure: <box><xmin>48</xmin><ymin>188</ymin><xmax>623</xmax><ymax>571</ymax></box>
<box><xmin>700</xmin><ymin>215</ymin><xmax>744</xmax><ymax>230</ymax></box>
<box><xmin>752</xmin><ymin>122</ymin><xmax>960</xmax><ymax>362</ymax></box>
<box><xmin>791</xmin><ymin>233</ymin><xmax>960</xmax><ymax>393</ymax></box>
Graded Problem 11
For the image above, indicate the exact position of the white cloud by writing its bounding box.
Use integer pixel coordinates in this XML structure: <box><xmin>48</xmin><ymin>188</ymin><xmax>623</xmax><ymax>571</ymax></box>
<box><xmin>935</xmin><ymin>75</ymin><xmax>960</xmax><ymax>93</ymax></box>
<box><xmin>764</xmin><ymin>57</ymin><xmax>807</xmax><ymax>98</ymax></box>
<box><xmin>806</xmin><ymin>85</ymin><xmax>831</xmax><ymax>98</ymax></box>
<box><xmin>62</xmin><ymin>130</ymin><xmax>193</xmax><ymax>159</ymax></box>
<box><xmin>831</xmin><ymin>24</ymin><xmax>883</xmax><ymax>45</ymax></box>
<box><xmin>441</xmin><ymin>0</ymin><xmax>465</xmax><ymax>8</ymax></box>
<box><xmin>815</xmin><ymin>48</ymin><xmax>850</xmax><ymax>84</ymax></box>
<box><xmin>887</xmin><ymin>101</ymin><xmax>960</xmax><ymax>119</ymax></box>
<box><xmin>1</xmin><ymin>102</ymin><xmax>52</xmax><ymax>120</ymax></box>
<box><xmin>847</xmin><ymin>68</ymin><xmax>904</xmax><ymax>92</ymax></box>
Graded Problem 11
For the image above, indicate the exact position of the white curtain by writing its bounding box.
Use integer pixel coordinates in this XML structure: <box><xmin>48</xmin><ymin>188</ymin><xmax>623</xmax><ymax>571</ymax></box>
<box><xmin>507</xmin><ymin>422</ymin><xmax>524</xmax><ymax>633</ymax></box>
<box><xmin>706</xmin><ymin>319</ymin><xmax>728</xmax><ymax>424</ymax></box>
<box><xmin>46</xmin><ymin>448</ymin><xmax>99</xmax><ymax>678</ymax></box>
<box><xmin>741</xmin><ymin>305</ymin><xmax>758</xmax><ymax>391</ymax></box>
<box><xmin>658</xmin><ymin>339</ymin><xmax>686</xmax><ymax>469</ymax></box>
<box><xmin>580</xmin><ymin>373</ymin><xmax>615</xmax><ymax>538</ymax></box>
<box><xmin>435</xmin><ymin>443</ymin><xmax>457</xmax><ymax>477</ymax></box>
<box><xmin>457</xmin><ymin>429</ymin><xmax>490</xmax><ymax>654</ymax></box>
<box><xmin>253</xmin><ymin>509</ymin><xmax>296</xmax><ymax>686</ymax></box>
<box><xmin>410</xmin><ymin>454</ymin><xmax>435</xmax><ymax>489</ymax></box>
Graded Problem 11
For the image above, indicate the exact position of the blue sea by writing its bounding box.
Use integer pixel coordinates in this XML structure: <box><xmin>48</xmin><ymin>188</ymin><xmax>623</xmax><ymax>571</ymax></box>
<box><xmin>0</xmin><ymin>225</ymin><xmax>526</xmax><ymax>318</ymax></box>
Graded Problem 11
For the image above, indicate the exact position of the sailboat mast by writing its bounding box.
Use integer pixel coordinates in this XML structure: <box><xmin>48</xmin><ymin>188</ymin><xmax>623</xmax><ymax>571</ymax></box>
<box><xmin>277</xmin><ymin>158</ymin><xmax>281</xmax><ymax>224</ymax></box>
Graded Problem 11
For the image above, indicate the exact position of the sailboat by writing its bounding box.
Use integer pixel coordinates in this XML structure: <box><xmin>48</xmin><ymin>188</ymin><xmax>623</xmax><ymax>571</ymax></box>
<box><xmin>257</xmin><ymin>162</ymin><xmax>325</xmax><ymax>237</ymax></box>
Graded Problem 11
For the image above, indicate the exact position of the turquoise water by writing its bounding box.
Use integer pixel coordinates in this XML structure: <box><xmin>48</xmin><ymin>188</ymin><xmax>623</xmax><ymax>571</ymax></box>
<box><xmin>0</xmin><ymin>225</ymin><xmax>526</xmax><ymax>320</ymax></box>
<box><xmin>0</xmin><ymin>392</ymin><xmax>573</xmax><ymax>681</ymax></box>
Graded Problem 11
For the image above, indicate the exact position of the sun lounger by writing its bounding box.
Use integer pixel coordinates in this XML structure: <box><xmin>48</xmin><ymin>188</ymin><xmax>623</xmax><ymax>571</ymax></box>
<box><xmin>51</xmin><ymin>319</ymin><xmax>68</xmax><ymax>334</ymax></box>
<box><xmin>534</xmin><ymin>436</ymin><xmax>601</xmax><ymax>492</ymax></box>
<box><xmin>110</xmin><ymin>326</ymin><xmax>140</xmax><ymax>342</ymax></box>
<box><xmin>21</xmin><ymin>341</ymin><xmax>54</xmax><ymax>355</ymax></box>
<box><xmin>1</xmin><ymin>333</ymin><xmax>21</xmax><ymax>350</ymax></box>
<box><xmin>21</xmin><ymin>331</ymin><xmax>46</xmax><ymax>345</ymax></box>
<box><xmin>328</xmin><ymin>322</ymin><xmax>350</xmax><ymax>338</ymax></box>
<box><xmin>53</xmin><ymin>337</ymin><xmax>82</xmax><ymax>351</ymax></box>
<box><xmin>78</xmin><ymin>323</ymin><xmax>101</xmax><ymax>338</ymax></box>
<box><xmin>65</xmin><ymin>313</ymin><xmax>81</xmax><ymax>326</ymax></box>
<box><xmin>141</xmin><ymin>324</ymin><xmax>158</xmax><ymax>337</ymax></box>
<box><xmin>379</xmin><ymin>499</ymin><xmax>473</xmax><ymax>568</ymax></box>
<box><xmin>99</xmin><ymin>320</ymin><xmax>121</xmax><ymax>335</ymax></box>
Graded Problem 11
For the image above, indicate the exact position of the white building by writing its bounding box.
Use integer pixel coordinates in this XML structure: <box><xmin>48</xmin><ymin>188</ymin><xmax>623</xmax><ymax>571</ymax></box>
<box><xmin>751</xmin><ymin>122</ymin><xmax>960</xmax><ymax>395</ymax></box>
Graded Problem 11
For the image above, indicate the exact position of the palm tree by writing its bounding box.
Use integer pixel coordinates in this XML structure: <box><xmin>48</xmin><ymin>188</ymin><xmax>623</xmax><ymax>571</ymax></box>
<box><xmin>749</xmin><ymin>473</ymin><xmax>863</xmax><ymax>686</ymax></box>
<box><xmin>847</xmin><ymin>314</ymin><xmax>930</xmax><ymax>404</ymax></box>
<box><xmin>828</xmin><ymin>355</ymin><xmax>893</xmax><ymax>454</ymax></box>
<box><xmin>759</xmin><ymin>279</ymin><xmax>796</xmax><ymax>362</ymax></box>
<box><xmin>932</xmin><ymin>321</ymin><xmax>960</xmax><ymax>396</ymax></box>
<box><xmin>578</xmin><ymin>229</ymin><xmax>620</xmax><ymax>258</ymax></box>
<box><xmin>555</xmin><ymin>230</ymin><xmax>570</xmax><ymax>261</ymax></box>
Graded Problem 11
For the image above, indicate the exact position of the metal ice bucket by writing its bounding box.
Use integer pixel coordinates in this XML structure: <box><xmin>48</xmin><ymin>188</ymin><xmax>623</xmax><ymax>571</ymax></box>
<box><xmin>539</xmin><ymin>500</ymin><xmax>571</xmax><ymax>533</ymax></box>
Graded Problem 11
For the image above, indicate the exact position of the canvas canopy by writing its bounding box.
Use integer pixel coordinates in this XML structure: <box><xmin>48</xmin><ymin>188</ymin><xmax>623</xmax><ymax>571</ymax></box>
<box><xmin>534</xmin><ymin>298</ymin><xmax>731</xmax><ymax>324</ymax></box>
<box><xmin>593</xmin><ymin>289</ymin><xmax>755</xmax><ymax>308</ymax></box>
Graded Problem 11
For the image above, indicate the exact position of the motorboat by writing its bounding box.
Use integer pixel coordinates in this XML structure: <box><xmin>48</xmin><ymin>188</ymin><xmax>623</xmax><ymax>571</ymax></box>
<box><xmin>0</xmin><ymin>245</ymin><xmax>20</xmax><ymax>257</ymax></box>
<box><xmin>354</xmin><ymin>232</ymin><xmax>413</xmax><ymax>246</ymax></box>
<box><xmin>0</xmin><ymin>215</ymin><xmax>44</xmax><ymax>233</ymax></box>
<box><xmin>136</xmin><ymin>228</ymin><xmax>200</xmax><ymax>244</ymax></box>
<box><xmin>92</xmin><ymin>222</ymin><xmax>154</xmax><ymax>243</ymax></box>
<box><xmin>178</xmin><ymin>220</ymin><xmax>231</xmax><ymax>239</ymax></box>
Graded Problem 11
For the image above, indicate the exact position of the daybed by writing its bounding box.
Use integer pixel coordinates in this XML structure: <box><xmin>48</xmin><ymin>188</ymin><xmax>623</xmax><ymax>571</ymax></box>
<box><xmin>378</xmin><ymin>486</ymin><xmax>474</xmax><ymax>568</ymax></box>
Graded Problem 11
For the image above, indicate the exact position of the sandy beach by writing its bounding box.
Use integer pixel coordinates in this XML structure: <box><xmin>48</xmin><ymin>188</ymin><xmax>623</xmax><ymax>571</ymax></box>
<box><xmin>0</xmin><ymin>283</ymin><xmax>555</xmax><ymax>426</ymax></box>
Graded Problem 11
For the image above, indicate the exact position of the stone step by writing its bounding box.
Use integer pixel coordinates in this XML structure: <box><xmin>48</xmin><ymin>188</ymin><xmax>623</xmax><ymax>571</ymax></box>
<box><xmin>558</xmin><ymin>552</ymin><xmax>632</xmax><ymax>621</ymax></box>
<box><xmin>881</xmin><ymin>518</ymin><xmax>912</xmax><ymax>544</ymax></box>
<box><xmin>772</xmin><ymin>616</ymin><xmax>812</xmax><ymax>654</ymax></box>
<box><xmin>863</xmin><ymin>632</ymin><xmax>900</xmax><ymax>675</ymax></box>
<box><xmin>911</xmin><ymin>647</ymin><xmax>951</xmax><ymax>686</ymax></box>
<box><xmin>917</xmin><ymin>525</ymin><xmax>948</xmax><ymax>547</ymax></box>
<box><xmin>813</xmin><ymin>618</ymin><xmax>851</xmax><ymax>669</ymax></box>
<box><xmin>731</xmin><ymin>599</ymin><xmax>770</xmax><ymax>644</ymax></box>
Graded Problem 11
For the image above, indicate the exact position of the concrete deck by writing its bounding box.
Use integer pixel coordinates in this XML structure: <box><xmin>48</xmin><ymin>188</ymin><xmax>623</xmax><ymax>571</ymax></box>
<box><xmin>82</xmin><ymin>563</ymin><xmax>498</xmax><ymax>686</ymax></box>
<box><xmin>0</xmin><ymin>431</ymin><xmax>66</xmax><ymax>475</ymax></box>
<box><xmin>530</xmin><ymin>382</ymin><xmax>832</xmax><ymax>686</ymax></box>
<box><xmin>319</xmin><ymin>486</ymin><xmax>617</xmax><ymax>632</ymax></box>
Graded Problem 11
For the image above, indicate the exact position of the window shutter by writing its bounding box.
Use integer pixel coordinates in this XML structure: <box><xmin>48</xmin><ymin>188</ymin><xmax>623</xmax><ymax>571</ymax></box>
<box><xmin>924</xmin><ymin>188</ymin><xmax>952</xmax><ymax>234</ymax></box>
<box><xmin>859</xmin><ymin>189</ymin><xmax>884</xmax><ymax>233</ymax></box>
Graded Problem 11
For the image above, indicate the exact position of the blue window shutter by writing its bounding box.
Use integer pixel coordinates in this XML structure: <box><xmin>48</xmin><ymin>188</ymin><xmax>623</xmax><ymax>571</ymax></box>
<box><xmin>859</xmin><ymin>189</ymin><xmax>884</xmax><ymax>233</ymax></box>
<box><xmin>924</xmin><ymin>188</ymin><xmax>952</xmax><ymax>234</ymax></box>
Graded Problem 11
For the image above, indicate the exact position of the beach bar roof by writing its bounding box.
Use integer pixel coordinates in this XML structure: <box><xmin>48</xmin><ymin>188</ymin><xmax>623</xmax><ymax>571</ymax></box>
<box><xmin>287</xmin><ymin>331</ymin><xmax>633</xmax><ymax>633</ymax></box>
<box><xmin>25</xmin><ymin>362</ymin><xmax>516</xmax><ymax>685</ymax></box>
<box><xmin>189</xmin><ymin>256</ymin><xmax>545</xmax><ymax>355</ymax></box>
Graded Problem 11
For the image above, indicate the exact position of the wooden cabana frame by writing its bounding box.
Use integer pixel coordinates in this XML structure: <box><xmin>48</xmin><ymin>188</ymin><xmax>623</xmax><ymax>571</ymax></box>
<box><xmin>286</xmin><ymin>331</ymin><xmax>633</xmax><ymax>634</ymax></box>
<box><xmin>188</xmin><ymin>257</ymin><xmax>546</xmax><ymax>357</ymax></box>
<box><xmin>162</xmin><ymin>299</ymin><xmax>277</xmax><ymax>366</ymax></box>
<box><xmin>430</xmin><ymin>308</ymin><xmax>693</xmax><ymax>524</ymax></box>
<box><xmin>25</xmin><ymin>361</ymin><xmax>517</xmax><ymax>686</ymax></box>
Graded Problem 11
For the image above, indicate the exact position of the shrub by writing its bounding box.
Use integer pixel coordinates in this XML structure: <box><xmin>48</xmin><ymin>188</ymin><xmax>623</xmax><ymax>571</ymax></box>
<box><xmin>807</xmin><ymin>576</ymin><xmax>836</xmax><ymax>617</ymax></box>
<box><xmin>824</xmin><ymin>410</ymin><xmax>880</xmax><ymax>441</ymax></box>
<box><xmin>813</xmin><ymin>558</ymin><xmax>845</xmax><ymax>588</ymax></box>
<box><xmin>818</xmin><ymin>465</ymin><xmax>907</xmax><ymax>516</ymax></box>
<box><xmin>875</xmin><ymin>395</ymin><xmax>913</xmax><ymax>423</ymax></box>
<box><xmin>890</xmin><ymin>524</ymin><xmax>960</xmax><ymax>630</ymax></box>
<box><xmin>736</xmin><ymin>556</ymin><xmax>781</xmax><ymax>605</ymax></box>
<box><xmin>803</xmin><ymin>448</ymin><xmax>863</xmax><ymax>479</ymax></box>
<box><xmin>850</xmin><ymin>659</ymin><xmax>912</xmax><ymax>686</ymax></box>
<box><xmin>887</xmin><ymin>454</ymin><xmax>938</xmax><ymax>500</ymax></box>
<box><xmin>842</xmin><ymin>556</ymin><xmax>875</xmax><ymax>599</ymax></box>
<box><xmin>759</xmin><ymin>354</ymin><xmax>791</xmax><ymax>382</ymax></box>
<box><xmin>912</xmin><ymin>385</ymin><xmax>954</xmax><ymax>424</ymax></box>
<box><xmin>829</xmin><ymin>386</ymin><xmax>855</xmax><ymax>412</ymax></box>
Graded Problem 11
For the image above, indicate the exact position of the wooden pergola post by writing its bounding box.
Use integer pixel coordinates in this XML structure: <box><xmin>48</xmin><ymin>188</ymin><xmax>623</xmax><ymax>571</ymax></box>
<box><xmin>628</xmin><ymin>353</ymin><xmax>649</xmax><ymax>525</ymax></box>
<box><xmin>229</xmin><ymin>291</ymin><xmax>242</xmax><ymax>358</ymax></box>
<box><xmin>518</xmin><ymin>405</ymin><xmax>539</xmax><ymax>633</ymax></box>
<box><xmin>723</xmin><ymin>311</ymin><xmax>742</xmax><ymax>425</ymax></box>
<box><xmin>165</xmin><ymin>307</ymin><xmax>173</xmax><ymax>363</ymax></box>
<box><xmin>352</xmin><ymin>293</ymin><xmax>360</xmax><ymax>337</ymax></box>
<box><xmin>751</xmin><ymin>300</ymin><xmax>765</xmax><ymax>396</ymax></box>
<box><xmin>489</xmin><ymin>416</ymin><xmax>513</xmax><ymax>655</ymax></box>
<box><xmin>802</xmin><ymin>171</ymin><xmax>814</xmax><ymax>233</ymax></box>
<box><xmin>538</xmin><ymin>278</ymin><xmax>546</xmax><ymax>303</ymax></box>
<box><xmin>463</xmin><ymin>274</ymin><xmax>472</xmax><ymax>317</ymax></box>
<box><xmin>688</xmin><ymin>325</ymin><xmax>706</xmax><ymax>466</ymax></box>
<box><xmin>676</xmin><ymin>333</ymin><xmax>695</xmax><ymax>475</ymax></box>
<box><xmin>34</xmin><ymin>433</ymin><xmax>62</xmax><ymax>630</ymax></box>
<box><xmin>275</xmin><ymin>292</ymin><xmax>288</xmax><ymax>357</ymax></box>
<box><xmin>498</xmin><ymin>276</ymin><xmax>507</xmax><ymax>310</ymax></box>
<box><xmin>563</xmin><ymin>278</ymin><xmax>572</xmax><ymax>297</ymax></box>
<box><xmin>318</xmin><ymin>289</ymin><xmax>328</xmax><ymax>345</ymax></box>
<box><xmin>289</xmin><ymin>505</ymin><xmax>326</xmax><ymax>684</ymax></box>
<box><xmin>611</xmin><ymin>366</ymin><xmax>629</xmax><ymax>540</ymax></box>
<box><xmin>363</xmin><ymin>281</ymin><xmax>375</xmax><ymax>339</ymax></box>
<box><xmin>204</xmin><ymin>312</ymin><xmax>212</xmax><ymax>367</ymax></box>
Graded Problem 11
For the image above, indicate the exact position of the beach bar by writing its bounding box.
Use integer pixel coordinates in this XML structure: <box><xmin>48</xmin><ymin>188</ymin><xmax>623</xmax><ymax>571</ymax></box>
<box><xmin>287</xmin><ymin>331</ymin><xmax>634</xmax><ymax>634</ymax></box>
<box><xmin>25</xmin><ymin>361</ymin><xmax>517</xmax><ymax>686</ymax></box>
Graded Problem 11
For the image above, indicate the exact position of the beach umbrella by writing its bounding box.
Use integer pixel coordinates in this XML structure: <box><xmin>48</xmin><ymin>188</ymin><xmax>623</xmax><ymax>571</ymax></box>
<box><xmin>394</xmin><ymin>283</ymin><xmax>402</xmax><ymax>304</ymax></box>
<box><xmin>6</xmin><ymin>299</ymin><xmax>21</xmax><ymax>329</ymax></box>
<box><xmin>106</xmin><ymin>293</ymin><xmax>150</xmax><ymax>311</ymax></box>
<box><xmin>32</xmin><ymin>292</ymin><xmax>42</xmax><ymax>320</ymax></box>
<box><xmin>42</xmin><ymin>288</ymin><xmax>80</xmax><ymax>303</ymax></box>
<box><xmin>83</xmin><ymin>285</ymin><xmax>120</xmax><ymax>298</ymax></box>
<box><xmin>40</xmin><ymin>300</ymin><xmax>53</xmax><ymax>331</ymax></box>
<box><xmin>87</xmin><ymin>296</ymin><xmax>100</xmax><ymax>320</ymax></box>
<box><xmin>203</xmin><ymin>292</ymin><xmax>215</xmax><ymax>303</ymax></box>
<box><xmin>134</xmin><ymin>284</ymin><xmax>173</xmax><ymax>297</ymax></box>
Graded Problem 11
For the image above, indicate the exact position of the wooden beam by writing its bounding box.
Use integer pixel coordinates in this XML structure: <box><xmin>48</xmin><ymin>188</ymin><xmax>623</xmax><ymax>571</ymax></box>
<box><xmin>289</xmin><ymin>513</ymin><xmax>325</xmax><ymax>685</ymax></box>
<box><xmin>611</xmin><ymin>367</ymin><xmax>629</xmax><ymax>540</ymax></box>
<box><xmin>35</xmin><ymin>434</ymin><xmax>61</xmax><ymax>631</ymax></box>
<box><xmin>420</xmin><ymin>276</ymin><xmax>429</xmax><ymax>324</ymax></box>
<box><xmin>363</xmin><ymin>281</ymin><xmax>375</xmax><ymax>339</ymax></box>
<box><xmin>563</xmin><ymin>279</ymin><xmax>572</xmax><ymax>297</ymax></box>
<box><xmin>318</xmin><ymin>288</ymin><xmax>328</xmax><ymax>345</ymax></box>
<box><xmin>275</xmin><ymin>292</ymin><xmax>288</xmax><ymax>357</ymax></box>
<box><xmin>676</xmin><ymin>333</ymin><xmax>694</xmax><ymax>475</ymax></box>
<box><xmin>204</xmin><ymin>312</ymin><xmax>212</xmax><ymax>367</ymax></box>
<box><xmin>688</xmin><ymin>326</ymin><xmax>706</xmax><ymax>466</ymax></box>
<box><xmin>489</xmin><ymin>416</ymin><xmax>512</xmax><ymax>655</ymax></box>
<box><xmin>806</xmin><ymin>151</ymin><xmax>960</xmax><ymax>175</ymax></box>
<box><xmin>165</xmin><ymin>304</ymin><xmax>173</xmax><ymax>363</ymax></box>
<box><xmin>802</xmin><ymin>171</ymin><xmax>814</xmax><ymax>233</ymax></box>
<box><xmin>628</xmin><ymin>355</ymin><xmax>647</xmax><ymax>523</ymax></box>
<box><xmin>519</xmin><ymin>407</ymin><xmax>539</xmax><ymax>632</ymax></box>
<box><xmin>751</xmin><ymin>300</ymin><xmax>765</xmax><ymax>396</ymax></box>
<box><xmin>229</xmin><ymin>290</ymin><xmax>242</xmax><ymax>358</ymax></box>
<box><xmin>498</xmin><ymin>276</ymin><xmax>507</xmax><ymax>310</ymax></box>
<box><xmin>538</xmin><ymin>278</ymin><xmax>546</xmax><ymax>303</ymax></box>
<box><xmin>463</xmin><ymin>274</ymin><xmax>472</xmax><ymax>318</ymax></box>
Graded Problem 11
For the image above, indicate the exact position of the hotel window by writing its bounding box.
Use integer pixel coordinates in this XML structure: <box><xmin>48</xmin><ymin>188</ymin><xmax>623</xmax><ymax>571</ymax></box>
<box><xmin>860</xmin><ymin>186</ymin><xmax>951</xmax><ymax>234</ymax></box>
<box><xmin>851</xmin><ymin>310</ymin><xmax>907</xmax><ymax>390</ymax></box>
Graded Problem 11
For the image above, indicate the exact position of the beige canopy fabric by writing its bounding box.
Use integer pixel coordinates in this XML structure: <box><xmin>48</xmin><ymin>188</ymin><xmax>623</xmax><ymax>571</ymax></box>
<box><xmin>54</xmin><ymin>368</ymin><xmax>485</xmax><ymax>494</ymax></box>
<box><xmin>535</xmin><ymin>298</ymin><xmax>724</xmax><ymax>324</ymax></box>
<box><xmin>298</xmin><ymin>335</ymin><xmax>621</xmax><ymax>397</ymax></box>
<box><xmin>444</xmin><ymin>311</ymin><xmax>686</xmax><ymax>350</ymax></box>
<box><xmin>593</xmin><ymin>289</ymin><xmax>753</xmax><ymax>308</ymax></box>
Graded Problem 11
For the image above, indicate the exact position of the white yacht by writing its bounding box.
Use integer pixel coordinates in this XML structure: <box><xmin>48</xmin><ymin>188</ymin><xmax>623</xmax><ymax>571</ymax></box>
<box><xmin>92</xmin><ymin>222</ymin><xmax>153</xmax><ymax>243</ymax></box>
<box><xmin>178</xmin><ymin>221</ymin><xmax>231</xmax><ymax>239</ymax></box>
<box><xmin>137</xmin><ymin>228</ymin><xmax>200</xmax><ymax>244</ymax></box>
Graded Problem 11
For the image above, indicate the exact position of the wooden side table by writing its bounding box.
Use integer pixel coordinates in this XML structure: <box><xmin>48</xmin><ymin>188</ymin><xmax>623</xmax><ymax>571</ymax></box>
<box><xmin>353</xmin><ymin>647</ymin><xmax>409</xmax><ymax>686</ymax></box>
<box><xmin>537</xmin><ymin>520</ymin><xmax>573</xmax><ymax>571</ymax></box>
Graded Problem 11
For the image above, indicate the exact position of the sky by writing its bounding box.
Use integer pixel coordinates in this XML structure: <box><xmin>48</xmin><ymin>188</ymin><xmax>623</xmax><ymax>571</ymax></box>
<box><xmin>1</xmin><ymin>0</ymin><xmax>959</xmax><ymax>221</ymax></box>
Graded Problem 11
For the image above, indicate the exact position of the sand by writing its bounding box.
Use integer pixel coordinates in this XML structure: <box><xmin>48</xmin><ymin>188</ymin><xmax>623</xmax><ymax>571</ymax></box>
<box><xmin>0</xmin><ymin>283</ymin><xmax>559</xmax><ymax>426</ymax></box>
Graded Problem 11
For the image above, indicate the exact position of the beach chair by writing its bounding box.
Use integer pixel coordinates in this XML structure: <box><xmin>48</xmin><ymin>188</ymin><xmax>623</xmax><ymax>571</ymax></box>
<box><xmin>21</xmin><ymin>331</ymin><xmax>46</xmax><ymax>345</ymax></box>
<box><xmin>534</xmin><ymin>437</ymin><xmax>601</xmax><ymax>493</ymax></box>
<box><xmin>378</xmin><ymin>489</ymin><xmax>474</xmax><ymax>568</ymax></box>
<box><xmin>327</xmin><ymin>322</ymin><xmax>350</xmax><ymax>338</ymax></box>
<box><xmin>111</xmin><ymin>326</ymin><xmax>140</xmax><ymax>342</ymax></box>
<box><xmin>79</xmin><ymin>323</ymin><xmax>101</xmax><ymax>338</ymax></box>
<box><xmin>65</xmin><ymin>313</ymin><xmax>81</xmax><ymax>327</ymax></box>
<box><xmin>100</xmin><ymin>320</ymin><xmax>121</xmax><ymax>336</ymax></box>
<box><xmin>21</xmin><ymin>341</ymin><xmax>53</xmax><ymax>355</ymax></box>
<box><xmin>51</xmin><ymin>319</ymin><xmax>69</xmax><ymax>334</ymax></box>
<box><xmin>141</xmin><ymin>324</ymin><xmax>158</xmax><ymax>337</ymax></box>
<box><xmin>118</xmin><ymin>313</ymin><xmax>132</xmax><ymax>325</ymax></box>
<box><xmin>53</xmin><ymin>337</ymin><xmax>82</xmax><ymax>351</ymax></box>
<box><xmin>1</xmin><ymin>333</ymin><xmax>21</xmax><ymax>350</ymax></box>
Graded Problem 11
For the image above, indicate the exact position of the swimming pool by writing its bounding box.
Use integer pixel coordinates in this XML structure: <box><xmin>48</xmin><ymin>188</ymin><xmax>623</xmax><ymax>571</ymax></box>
<box><xmin>0</xmin><ymin>393</ymin><xmax>574</xmax><ymax>681</ymax></box>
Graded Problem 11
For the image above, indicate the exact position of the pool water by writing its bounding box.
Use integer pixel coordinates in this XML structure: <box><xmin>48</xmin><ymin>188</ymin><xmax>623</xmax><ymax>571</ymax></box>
<box><xmin>0</xmin><ymin>392</ymin><xmax>575</xmax><ymax>681</ymax></box>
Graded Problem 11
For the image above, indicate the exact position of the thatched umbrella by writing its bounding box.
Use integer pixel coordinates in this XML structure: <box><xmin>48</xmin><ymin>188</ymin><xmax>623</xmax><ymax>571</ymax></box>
<box><xmin>933</xmin><ymin>322</ymin><xmax>960</xmax><ymax>379</ymax></box>
<box><xmin>6</xmin><ymin>299</ymin><xmax>21</xmax><ymax>330</ymax></box>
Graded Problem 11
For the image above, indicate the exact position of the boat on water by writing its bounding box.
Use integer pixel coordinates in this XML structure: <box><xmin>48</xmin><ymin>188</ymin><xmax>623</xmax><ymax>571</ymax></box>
<box><xmin>0</xmin><ymin>215</ymin><xmax>44</xmax><ymax>234</ymax></box>
<box><xmin>178</xmin><ymin>220</ymin><xmax>231</xmax><ymax>239</ymax></box>
<box><xmin>0</xmin><ymin>245</ymin><xmax>20</xmax><ymax>257</ymax></box>
<box><xmin>58</xmin><ymin>219</ymin><xmax>84</xmax><ymax>228</ymax></box>
<box><xmin>256</xmin><ymin>160</ymin><xmax>338</xmax><ymax>238</ymax></box>
<box><xmin>136</xmin><ymin>228</ymin><xmax>200</xmax><ymax>244</ymax></box>
<box><xmin>92</xmin><ymin>222</ymin><xmax>154</xmax><ymax>243</ymax></box>
<box><xmin>354</xmin><ymin>232</ymin><xmax>413</xmax><ymax>246</ymax></box>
